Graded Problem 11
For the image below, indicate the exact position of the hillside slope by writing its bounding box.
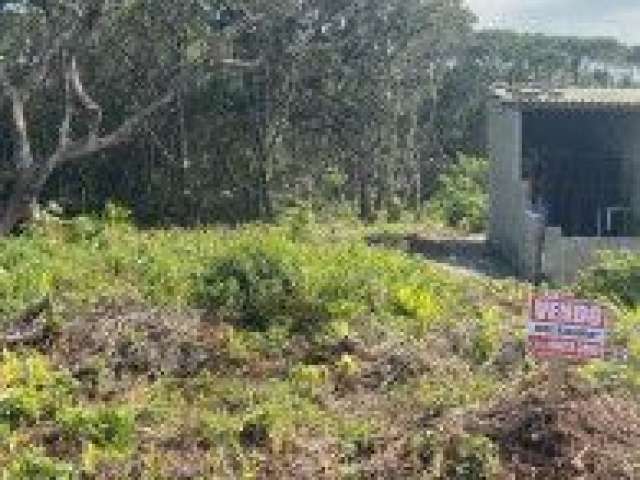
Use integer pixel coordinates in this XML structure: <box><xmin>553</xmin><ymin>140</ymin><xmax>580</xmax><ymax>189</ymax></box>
<box><xmin>0</xmin><ymin>217</ymin><xmax>638</xmax><ymax>478</ymax></box>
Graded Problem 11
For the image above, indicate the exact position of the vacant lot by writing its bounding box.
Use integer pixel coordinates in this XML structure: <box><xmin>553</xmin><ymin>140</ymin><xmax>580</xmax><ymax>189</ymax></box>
<box><xmin>1</xmin><ymin>216</ymin><xmax>639</xmax><ymax>478</ymax></box>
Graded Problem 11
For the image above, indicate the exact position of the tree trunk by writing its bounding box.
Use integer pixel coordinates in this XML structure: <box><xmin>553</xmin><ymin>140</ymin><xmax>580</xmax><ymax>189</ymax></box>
<box><xmin>407</xmin><ymin>105</ymin><xmax>420</xmax><ymax>216</ymax></box>
<box><xmin>254</xmin><ymin>58</ymin><xmax>273</xmax><ymax>220</ymax></box>
<box><xmin>0</xmin><ymin>169</ymin><xmax>40</xmax><ymax>235</ymax></box>
<box><xmin>359</xmin><ymin>177</ymin><xmax>371</xmax><ymax>223</ymax></box>
<box><xmin>358</xmin><ymin>159</ymin><xmax>374</xmax><ymax>223</ymax></box>
<box><xmin>414</xmin><ymin>170</ymin><xmax>422</xmax><ymax>221</ymax></box>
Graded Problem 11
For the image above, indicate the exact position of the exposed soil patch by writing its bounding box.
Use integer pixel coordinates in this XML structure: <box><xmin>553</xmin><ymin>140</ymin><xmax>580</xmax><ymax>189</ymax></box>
<box><xmin>337</xmin><ymin>337</ymin><xmax>451</xmax><ymax>393</ymax></box>
<box><xmin>6</xmin><ymin>300</ymin><xmax>639</xmax><ymax>478</ymax></box>
<box><xmin>368</xmin><ymin>232</ymin><xmax>514</xmax><ymax>280</ymax></box>
<box><xmin>42</xmin><ymin>303</ymin><xmax>230</xmax><ymax>396</ymax></box>
<box><xmin>466</xmin><ymin>372</ymin><xmax>640</xmax><ymax>479</ymax></box>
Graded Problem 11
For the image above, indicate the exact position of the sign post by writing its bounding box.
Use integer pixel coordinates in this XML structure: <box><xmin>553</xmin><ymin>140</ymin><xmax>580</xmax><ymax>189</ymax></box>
<box><xmin>526</xmin><ymin>293</ymin><xmax>608</xmax><ymax>400</ymax></box>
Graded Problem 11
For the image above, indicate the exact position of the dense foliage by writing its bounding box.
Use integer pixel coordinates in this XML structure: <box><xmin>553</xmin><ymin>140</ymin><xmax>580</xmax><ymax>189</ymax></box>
<box><xmin>0</xmin><ymin>212</ymin><xmax>639</xmax><ymax>476</ymax></box>
<box><xmin>3</xmin><ymin>2</ymin><xmax>640</xmax><ymax>477</ymax></box>
<box><xmin>576</xmin><ymin>251</ymin><xmax>640</xmax><ymax>308</ymax></box>
<box><xmin>425</xmin><ymin>154</ymin><xmax>488</xmax><ymax>232</ymax></box>
<box><xmin>0</xmin><ymin>213</ymin><xmax>530</xmax><ymax>476</ymax></box>
<box><xmin>2</xmin><ymin>1</ymin><xmax>638</xmax><ymax>229</ymax></box>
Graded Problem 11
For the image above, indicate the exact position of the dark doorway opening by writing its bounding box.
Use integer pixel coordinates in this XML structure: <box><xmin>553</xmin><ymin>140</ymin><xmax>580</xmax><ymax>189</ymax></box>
<box><xmin>522</xmin><ymin>110</ymin><xmax>632</xmax><ymax>237</ymax></box>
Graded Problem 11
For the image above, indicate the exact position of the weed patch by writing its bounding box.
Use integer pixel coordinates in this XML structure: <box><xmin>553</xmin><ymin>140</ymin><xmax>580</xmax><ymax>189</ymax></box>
<box><xmin>0</xmin><ymin>352</ymin><xmax>75</xmax><ymax>428</ymax></box>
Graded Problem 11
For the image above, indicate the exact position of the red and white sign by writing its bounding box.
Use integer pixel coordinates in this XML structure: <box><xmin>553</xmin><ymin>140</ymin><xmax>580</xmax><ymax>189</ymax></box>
<box><xmin>527</xmin><ymin>294</ymin><xmax>607</xmax><ymax>361</ymax></box>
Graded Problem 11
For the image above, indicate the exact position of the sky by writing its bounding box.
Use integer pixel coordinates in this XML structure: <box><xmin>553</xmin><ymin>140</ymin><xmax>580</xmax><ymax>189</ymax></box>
<box><xmin>466</xmin><ymin>0</ymin><xmax>640</xmax><ymax>45</ymax></box>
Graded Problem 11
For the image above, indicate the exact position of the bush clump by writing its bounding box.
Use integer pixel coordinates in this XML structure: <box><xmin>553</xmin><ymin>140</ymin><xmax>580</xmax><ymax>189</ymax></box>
<box><xmin>576</xmin><ymin>250</ymin><xmax>640</xmax><ymax>307</ymax></box>
<box><xmin>0</xmin><ymin>352</ymin><xmax>75</xmax><ymax>428</ymax></box>
<box><xmin>5</xmin><ymin>449</ymin><xmax>74</xmax><ymax>480</ymax></box>
<box><xmin>426</xmin><ymin>154</ymin><xmax>488</xmax><ymax>233</ymax></box>
<box><xmin>56</xmin><ymin>405</ymin><xmax>136</xmax><ymax>452</ymax></box>
<box><xmin>194</xmin><ymin>239</ymin><xmax>318</xmax><ymax>330</ymax></box>
<box><xmin>443</xmin><ymin>434</ymin><xmax>501</xmax><ymax>479</ymax></box>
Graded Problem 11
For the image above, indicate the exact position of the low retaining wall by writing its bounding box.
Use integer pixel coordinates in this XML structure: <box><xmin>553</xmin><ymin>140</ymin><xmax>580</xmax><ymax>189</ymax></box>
<box><xmin>521</xmin><ymin>209</ymin><xmax>545</xmax><ymax>281</ymax></box>
<box><xmin>542</xmin><ymin>229</ymin><xmax>640</xmax><ymax>283</ymax></box>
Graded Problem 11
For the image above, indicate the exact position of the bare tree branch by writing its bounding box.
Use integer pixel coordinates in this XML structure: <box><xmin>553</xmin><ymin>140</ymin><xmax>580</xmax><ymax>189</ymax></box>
<box><xmin>24</xmin><ymin>26</ymin><xmax>78</xmax><ymax>100</ymax></box>
<box><xmin>23</xmin><ymin>1</ymin><xmax>113</xmax><ymax>99</ymax></box>
<box><xmin>220</xmin><ymin>58</ymin><xmax>263</xmax><ymax>69</ymax></box>
<box><xmin>7</xmin><ymin>87</ymin><xmax>34</xmax><ymax>170</ymax></box>
<box><xmin>69</xmin><ymin>55</ymin><xmax>102</xmax><ymax>139</ymax></box>
<box><xmin>58</xmin><ymin>53</ymin><xmax>73</xmax><ymax>150</ymax></box>
<box><xmin>54</xmin><ymin>88</ymin><xmax>176</xmax><ymax>166</ymax></box>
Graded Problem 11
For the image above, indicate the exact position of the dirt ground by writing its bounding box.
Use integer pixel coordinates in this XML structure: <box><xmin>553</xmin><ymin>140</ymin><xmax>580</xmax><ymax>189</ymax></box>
<box><xmin>466</xmin><ymin>368</ymin><xmax>640</xmax><ymax>479</ymax></box>
<box><xmin>368</xmin><ymin>231</ymin><xmax>515</xmax><ymax>280</ymax></box>
<box><xmin>4</xmin><ymin>297</ymin><xmax>640</xmax><ymax>478</ymax></box>
<box><xmin>3</xmin><ymin>231</ymin><xmax>639</xmax><ymax>478</ymax></box>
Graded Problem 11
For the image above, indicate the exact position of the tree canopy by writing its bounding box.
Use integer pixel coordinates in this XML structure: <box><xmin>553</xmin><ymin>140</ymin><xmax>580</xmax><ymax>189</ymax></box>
<box><xmin>1</xmin><ymin>1</ymin><xmax>639</xmax><ymax>230</ymax></box>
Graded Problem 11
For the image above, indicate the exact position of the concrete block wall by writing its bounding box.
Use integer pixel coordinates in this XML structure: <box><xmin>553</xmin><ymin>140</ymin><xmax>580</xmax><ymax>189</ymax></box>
<box><xmin>488</xmin><ymin>103</ymin><xmax>528</xmax><ymax>270</ymax></box>
<box><xmin>541</xmin><ymin>226</ymin><xmax>565</xmax><ymax>283</ymax></box>
<box><xmin>521</xmin><ymin>209</ymin><xmax>546</xmax><ymax>280</ymax></box>
<box><xmin>489</xmin><ymin>106</ymin><xmax>640</xmax><ymax>284</ymax></box>
<box><xmin>542</xmin><ymin>234</ymin><xmax>640</xmax><ymax>283</ymax></box>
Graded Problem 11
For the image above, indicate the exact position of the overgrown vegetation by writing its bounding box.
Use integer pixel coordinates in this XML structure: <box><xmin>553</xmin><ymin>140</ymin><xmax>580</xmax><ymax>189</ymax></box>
<box><xmin>576</xmin><ymin>250</ymin><xmax>640</xmax><ymax>307</ymax></box>
<box><xmin>0</xmin><ymin>212</ymin><xmax>530</xmax><ymax>477</ymax></box>
<box><xmin>425</xmin><ymin>155</ymin><xmax>489</xmax><ymax>233</ymax></box>
<box><xmin>1</xmin><ymin>209</ymin><xmax>640</xmax><ymax>477</ymax></box>
<box><xmin>2</xmin><ymin>1</ymin><xmax>640</xmax><ymax>478</ymax></box>
<box><xmin>573</xmin><ymin>251</ymin><xmax>640</xmax><ymax>394</ymax></box>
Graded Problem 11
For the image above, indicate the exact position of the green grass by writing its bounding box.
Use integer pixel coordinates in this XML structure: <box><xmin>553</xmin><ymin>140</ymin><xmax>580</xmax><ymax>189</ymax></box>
<box><xmin>573</xmin><ymin>251</ymin><xmax>640</xmax><ymax>393</ymax></box>
<box><xmin>0</xmin><ymin>213</ymin><xmax>539</xmax><ymax>476</ymax></box>
<box><xmin>0</xmin><ymin>352</ymin><xmax>76</xmax><ymax>428</ymax></box>
<box><xmin>5</xmin><ymin>449</ymin><xmax>74</xmax><ymax>480</ymax></box>
<box><xmin>8</xmin><ymin>175</ymin><xmax>640</xmax><ymax>475</ymax></box>
<box><xmin>0</xmin><ymin>212</ymin><xmax>498</xmax><ymax>337</ymax></box>
<box><xmin>11</xmin><ymin>207</ymin><xmax>640</xmax><ymax>476</ymax></box>
<box><xmin>56</xmin><ymin>404</ymin><xmax>136</xmax><ymax>452</ymax></box>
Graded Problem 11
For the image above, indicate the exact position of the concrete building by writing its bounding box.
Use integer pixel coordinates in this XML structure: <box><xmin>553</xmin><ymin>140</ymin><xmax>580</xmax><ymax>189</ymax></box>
<box><xmin>488</xmin><ymin>86</ymin><xmax>640</xmax><ymax>283</ymax></box>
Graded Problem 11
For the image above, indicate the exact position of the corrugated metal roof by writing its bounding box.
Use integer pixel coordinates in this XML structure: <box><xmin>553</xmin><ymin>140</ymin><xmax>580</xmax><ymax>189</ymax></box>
<box><xmin>492</xmin><ymin>85</ymin><xmax>640</xmax><ymax>110</ymax></box>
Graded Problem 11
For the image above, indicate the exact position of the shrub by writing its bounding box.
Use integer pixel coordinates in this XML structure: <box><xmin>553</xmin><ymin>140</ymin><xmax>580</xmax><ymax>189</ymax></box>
<box><xmin>277</xmin><ymin>202</ymin><xmax>315</xmax><ymax>241</ymax></box>
<box><xmin>103</xmin><ymin>202</ymin><xmax>133</xmax><ymax>226</ymax></box>
<box><xmin>194</xmin><ymin>239</ymin><xmax>317</xmax><ymax>330</ymax></box>
<box><xmin>5</xmin><ymin>449</ymin><xmax>74</xmax><ymax>480</ymax></box>
<box><xmin>392</xmin><ymin>285</ymin><xmax>443</xmax><ymax>335</ymax></box>
<box><xmin>469</xmin><ymin>307</ymin><xmax>504</xmax><ymax>364</ymax></box>
<box><xmin>577</xmin><ymin>307</ymin><xmax>640</xmax><ymax>392</ymax></box>
<box><xmin>63</xmin><ymin>215</ymin><xmax>105</xmax><ymax>244</ymax></box>
<box><xmin>386</xmin><ymin>195</ymin><xmax>404</xmax><ymax>223</ymax></box>
<box><xmin>239</xmin><ymin>381</ymin><xmax>328</xmax><ymax>452</ymax></box>
<box><xmin>416</xmin><ymin>372</ymin><xmax>496</xmax><ymax>419</ymax></box>
<box><xmin>56</xmin><ymin>405</ymin><xmax>136</xmax><ymax>452</ymax></box>
<box><xmin>289</xmin><ymin>364</ymin><xmax>330</xmax><ymax>395</ymax></box>
<box><xmin>313</xmin><ymin>243</ymin><xmax>426</xmax><ymax>320</ymax></box>
<box><xmin>576</xmin><ymin>250</ymin><xmax>640</xmax><ymax>307</ymax></box>
<box><xmin>336</xmin><ymin>418</ymin><xmax>377</xmax><ymax>460</ymax></box>
<box><xmin>443</xmin><ymin>434</ymin><xmax>501</xmax><ymax>479</ymax></box>
<box><xmin>334</xmin><ymin>353</ymin><xmax>361</xmax><ymax>379</ymax></box>
<box><xmin>0</xmin><ymin>217</ymin><xmax>139</xmax><ymax>320</ymax></box>
<box><xmin>0</xmin><ymin>353</ymin><xmax>75</xmax><ymax>428</ymax></box>
<box><xmin>426</xmin><ymin>154</ymin><xmax>488</xmax><ymax>233</ymax></box>
<box><xmin>198</xmin><ymin>411</ymin><xmax>245</xmax><ymax>447</ymax></box>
